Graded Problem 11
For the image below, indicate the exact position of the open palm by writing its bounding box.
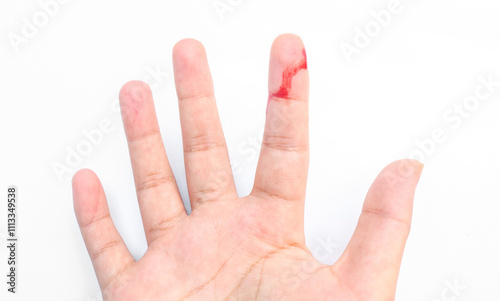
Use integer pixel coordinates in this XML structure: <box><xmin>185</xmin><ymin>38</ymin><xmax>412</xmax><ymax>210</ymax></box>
<box><xmin>72</xmin><ymin>34</ymin><xmax>423</xmax><ymax>300</ymax></box>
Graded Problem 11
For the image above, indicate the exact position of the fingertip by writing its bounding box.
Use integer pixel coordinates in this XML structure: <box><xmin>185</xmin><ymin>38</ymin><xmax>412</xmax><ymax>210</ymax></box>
<box><xmin>382</xmin><ymin>159</ymin><xmax>424</xmax><ymax>186</ymax></box>
<box><xmin>119</xmin><ymin>80</ymin><xmax>152</xmax><ymax>107</ymax></box>
<box><xmin>271</xmin><ymin>34</ymin><xmax>305</xmax><ymax>55</ymax></box>
<box><xmin>172</xmin><ymin>38</ymin><xmax>213</xmax><ymax>99</ymax></box>
<box><xmin>72</xmin><ymin>168</ymin><xmax>96</xmax><ymax>183</ymax></box>
<box><xmin>270</xmin><ymin>34</ymin><xmax>306</xmax><ymax>68</ymax></box>
<box><xmin>364</xmin><ymin>159</ymin><xmax>424</xmax><ymax>225</ymax></box>
<box><xmin>172</xmin><ymin>38</ymin><xmax>207</xmax><ymax>65</ymax></box>
<box><xmin>71</xmin><ymin>169</ymin><xmax>102</xmax><ymax>224</ymax></box>
<box><xmin>72</xmin><ymin>168</ymin><xmax>98</xmax><ymax>196</ymax></box>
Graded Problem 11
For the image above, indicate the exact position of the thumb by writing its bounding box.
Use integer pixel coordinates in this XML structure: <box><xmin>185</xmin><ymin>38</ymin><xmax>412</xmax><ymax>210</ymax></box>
<box><xmin>333</xmin><ymin>159</ymin><xmax>423</xmax><ymax>300</ymax></box>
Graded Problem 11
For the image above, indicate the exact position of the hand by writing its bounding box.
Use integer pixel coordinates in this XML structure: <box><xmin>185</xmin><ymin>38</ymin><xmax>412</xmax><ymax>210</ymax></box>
<box><xmin>72</xmin><ymin>34</ymin><xmax>423</xmax><ymax>300</ymax></box>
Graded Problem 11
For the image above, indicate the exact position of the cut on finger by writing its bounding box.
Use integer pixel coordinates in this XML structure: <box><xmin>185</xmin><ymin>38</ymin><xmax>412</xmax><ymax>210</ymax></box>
<box><xmin>252</xmin><ymin>34</ymin><xmax>310</xmax><ymax>206</ymax></box>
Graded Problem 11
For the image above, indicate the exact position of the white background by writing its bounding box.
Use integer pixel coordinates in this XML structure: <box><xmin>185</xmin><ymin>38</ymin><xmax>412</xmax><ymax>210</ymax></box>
<box><xmin>1</xmin><ymin>0</ymin><xmax>500</xmax><ymax>300</ymax></box>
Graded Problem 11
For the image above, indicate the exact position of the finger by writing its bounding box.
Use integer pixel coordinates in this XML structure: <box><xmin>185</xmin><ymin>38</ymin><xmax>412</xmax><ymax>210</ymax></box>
<box><xmin>172</xmin><ymin>39</ymin><xmax>237</xmax><ymax>209</ymax></box>
<box><xmin>120</xmin><ymin>81</ymin><xmax>186</xmax><ymax>244</ymax></box>
<box><xmin>252</xmin><ymin>34</ymin><xmax>309</xmax><ymax>205</ymax></box>
<box><xmin>72</xmin><ymin>169</ymin><xmax>135</xmax><ymax>289</ymax></box>
<box><xmin>333</xmin><ymin>159</ymin><xmax>424</xmax><ymax>299</ymax></box>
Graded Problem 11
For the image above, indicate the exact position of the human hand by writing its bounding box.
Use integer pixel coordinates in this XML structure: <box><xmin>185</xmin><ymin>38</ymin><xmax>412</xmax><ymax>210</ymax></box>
<box><xmin>72</xmin><ymin>34</ymin><xmax>423</xmax><ymax>300</ymax></box>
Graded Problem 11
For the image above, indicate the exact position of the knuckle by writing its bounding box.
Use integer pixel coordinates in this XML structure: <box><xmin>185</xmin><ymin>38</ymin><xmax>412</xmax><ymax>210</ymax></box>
<box><xmin>137</xmin><ymin>172</ymin><xmax>176</xmax><ymax>193</ymax></box>
<box><xmin>184</xmin><ymin>134</ymin><xmax>225</xmax><ymax>153</ymax></box>
<box><xmin>262</xmin><ymin>135</ymin><xmax>308</xmax><ymax>153</ymax></box>
<box><xmin>81</xmin><ymin>213</ymin><xmax>110</xmax><ymax>230</ymax></box>
<box><xmin>90</xmin><ymin>239</ymin><xmax>121</xmax><ymax>261</ymax></box>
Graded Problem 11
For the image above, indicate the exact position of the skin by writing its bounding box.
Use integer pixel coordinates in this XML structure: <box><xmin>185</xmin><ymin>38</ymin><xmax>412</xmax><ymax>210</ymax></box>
<box><xmin>72</xmin><ymin>34</ymin><xmax>423</xmax><ymax>301</ymax></box>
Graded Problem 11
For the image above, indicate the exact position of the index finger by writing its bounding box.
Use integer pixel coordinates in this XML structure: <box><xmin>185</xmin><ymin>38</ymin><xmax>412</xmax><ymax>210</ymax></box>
<box><xmin>252</xmin><ymin>34</ymin><xmax>309</xmax><ymax>207</ymax></box>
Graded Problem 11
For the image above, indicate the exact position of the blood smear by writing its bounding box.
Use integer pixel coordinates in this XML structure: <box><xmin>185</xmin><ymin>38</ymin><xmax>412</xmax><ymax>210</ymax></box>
<box><xmin>269</xmin><ymin>48</ymin><xmax>307</xmax><ymax>100</ymax></box>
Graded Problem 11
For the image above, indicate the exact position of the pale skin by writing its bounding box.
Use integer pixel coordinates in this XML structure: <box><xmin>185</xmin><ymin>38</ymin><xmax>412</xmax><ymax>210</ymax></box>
<box><xmin>72</xmin><ymin>34</ymin><xmax>424</xmax><ymax>300</ymax></box>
